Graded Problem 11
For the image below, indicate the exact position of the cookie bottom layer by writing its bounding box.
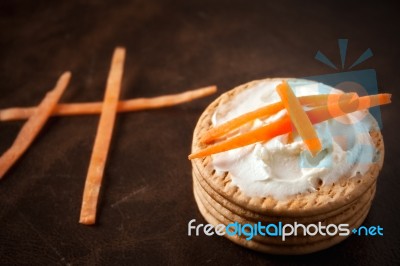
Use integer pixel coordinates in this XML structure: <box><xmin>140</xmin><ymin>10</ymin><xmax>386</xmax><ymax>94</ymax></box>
<box><xmin>193</xmin><ymin>178</ymin><xmax>374</xmax><ymax>255</ymax></box>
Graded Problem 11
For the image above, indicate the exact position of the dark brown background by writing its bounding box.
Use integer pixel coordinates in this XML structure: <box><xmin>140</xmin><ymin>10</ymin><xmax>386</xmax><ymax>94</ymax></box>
<box><xmin>0</xmin><ymin>0</ymin><xmax>399</xmax><ymax>265</ymax></box>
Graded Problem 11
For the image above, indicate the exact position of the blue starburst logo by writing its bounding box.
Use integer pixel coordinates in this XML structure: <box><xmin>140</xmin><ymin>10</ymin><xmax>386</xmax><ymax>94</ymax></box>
<box><xmin>315</xmin><ymin>39</ymin><xmax>373</xmax><ymax>70</ymax></box>
<box><xmin>302</xmin><ymin>39</ymin><xmax>383</xmax><ymax>129</ymax></box>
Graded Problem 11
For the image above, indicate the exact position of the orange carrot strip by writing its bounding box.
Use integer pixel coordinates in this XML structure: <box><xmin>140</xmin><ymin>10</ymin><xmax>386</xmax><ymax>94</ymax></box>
<box><xmin>276</xmin><ymin>81</ymin><xmax>322</xmax><ymax>156</ymax></box>
<box><xmin>188</xmin><ymin>93</ymin><xmax>391</xmax><ymax>159</ymax></box>
<box><xmin>307</xmin><ymin>93</ymin><xmax>391</xmax><ymax>124</ymax></box>
<box><xmin>200</xmin><ymin>101</ymin><xmax>283</xmax><ymax>144</ymax></box>
<box><xmin>0</xmin><ymin>72</ymin><xmax>71</xmax><ymax>179</ymax></box>
<box><xmin>0</xmin><ymin>86</ymin><xmax>217</xmax><ymax>121</ymax></box>
<box><xmin>79</xmin><ymin>47</ymin><xmax>125</xmax><ymax>225</ymax></box>
<box><xmin>201</xmin><ymin>93</ymin><xmax>356</xmax><ymax>144</ymax></box>
<box><xmin>189</xmin><ymin>116</ymin><xmax>292</xmax><ymax>159</ymax></box>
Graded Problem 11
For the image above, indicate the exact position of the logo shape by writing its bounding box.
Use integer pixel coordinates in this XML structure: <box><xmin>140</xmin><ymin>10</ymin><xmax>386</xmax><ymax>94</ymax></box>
<box><xmin>303</xmin><ymin>39</ymin><xmax>382</xmax><ymax>128</ymax></box>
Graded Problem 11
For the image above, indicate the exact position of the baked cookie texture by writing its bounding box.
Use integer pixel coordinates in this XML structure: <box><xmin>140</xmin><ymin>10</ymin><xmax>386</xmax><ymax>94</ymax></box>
<box><xmin>191</xmin><ymin>79</ymin><xmax>384</xmax><ymax>255</ymax></box>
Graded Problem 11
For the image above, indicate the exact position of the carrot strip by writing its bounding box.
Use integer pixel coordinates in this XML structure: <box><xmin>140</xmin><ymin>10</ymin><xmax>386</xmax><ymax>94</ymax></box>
<box><xmin>0</xmin><ymin>86</ymin><xmax>217</xmax><ymax>121</ymax></box>
<box><xmin>201</xmin><ymin>93</ymin><xmax>356</xmax><ymax>144</ymax></box>
<box><xmin>307</xmin><ymin>93</ymin><xmax>391</xmax><ymax>124</ymax></box>
<box><xmin>0</xmin><ymin>72</ymin><xmax>71</xmax><ymax>179</ymax></box>
<box><xmin>188</xmin><ymin>93</ymin><xmax>391</xmax><ymax>159</ymax></box>
<box><xmin>79</xmin><ymin>47</ymin><xmax>125</xmax><ymax>225</ymax></box>
<box><xmin>276</xmin><ymin>81</ymin><xmax>322</xmax><ymax>156</ymax></box>
<box><xmin>189</xmin><ymin>116</ymin><xmax>292</xmax><ymax>159</ymax></box>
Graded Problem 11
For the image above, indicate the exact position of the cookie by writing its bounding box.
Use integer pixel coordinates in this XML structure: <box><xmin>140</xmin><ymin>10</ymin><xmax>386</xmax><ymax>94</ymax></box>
<box><xmin>190</xmin><ymin>78</ymin><xmax>384</xmax><ymax>254</ymax></box>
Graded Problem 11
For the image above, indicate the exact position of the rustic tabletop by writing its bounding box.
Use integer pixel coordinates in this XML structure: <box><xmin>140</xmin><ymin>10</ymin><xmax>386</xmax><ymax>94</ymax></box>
<box><xmin>0</xmin><ymin>0</ymin><xmax>399</xmax><ymax>265</ymax></box>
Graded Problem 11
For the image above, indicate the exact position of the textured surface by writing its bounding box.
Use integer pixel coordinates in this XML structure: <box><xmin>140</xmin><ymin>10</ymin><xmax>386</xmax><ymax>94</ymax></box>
<box><xmin>0</xmin><ymin>0</ymin><xmax>399</xmax><ymax>265</ymax></box>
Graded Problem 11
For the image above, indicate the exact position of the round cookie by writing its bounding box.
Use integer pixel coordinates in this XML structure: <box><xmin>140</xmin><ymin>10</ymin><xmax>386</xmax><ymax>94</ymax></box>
<box><xmin>191</xmin><ymin>78</ymin><xmax>384</xmax><ymax>254</ymax></box>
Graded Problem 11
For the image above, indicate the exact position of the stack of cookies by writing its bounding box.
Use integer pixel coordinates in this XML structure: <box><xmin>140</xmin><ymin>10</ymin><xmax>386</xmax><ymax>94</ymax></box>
<box><xmin>191</xmin><ymin>79</ymin><xmax>384</xmax><ymax>254</ymax></box>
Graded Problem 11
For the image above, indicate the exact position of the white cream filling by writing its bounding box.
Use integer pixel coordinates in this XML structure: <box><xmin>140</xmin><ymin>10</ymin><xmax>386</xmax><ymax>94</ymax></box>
<box><xmin>211</xmin><ymin>79</ymin><xmax>378</xmax><ymax>200</ymax></box>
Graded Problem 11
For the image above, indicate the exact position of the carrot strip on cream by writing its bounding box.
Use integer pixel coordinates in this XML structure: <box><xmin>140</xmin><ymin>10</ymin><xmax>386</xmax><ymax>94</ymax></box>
<box><xmin>189</xmin><ymin>116</ymin><xmax>292</xmax><ymax>159</ymax></box>
<box><xmin>188</xmin><ymin>93</ymin><xmax>391</xmax><ymax>159</ymax></box>
<box><xmin>307</xmin><ymin>93</ymin><xmax>391</xmax><ymax>124</ymax></box>
<box><xmin>201</xmin><ymin>93</ymin><xmax>356</xmax><ymax>144</ymax></box>
<box><xmin>0</xmin><ymin>86</ymin><xmax>217</xmax><ymax>121</ymax></box>
<box><xmin>79</xmin><ymin>47</ymin><xmax>125</xmax><ymax>225</ymax></box>
<box><xmin>0</xmin><ymin>72</ymin><xmax>71</xmax><ymax>179</ymax></box>
<box><xmin>276</xmin><ymin>80</ymin><xmax>322</xmax><ymax>156</ymax></box>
